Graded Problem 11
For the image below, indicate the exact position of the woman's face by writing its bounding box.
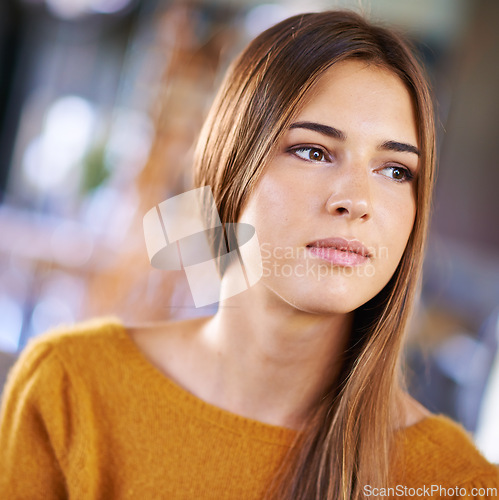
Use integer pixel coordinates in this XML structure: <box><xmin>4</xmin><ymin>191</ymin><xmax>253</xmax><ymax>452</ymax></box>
<box><xmin>238</xmin><ymin>60</ymin><xmax>419</xmax><ymax>314</ymax></box>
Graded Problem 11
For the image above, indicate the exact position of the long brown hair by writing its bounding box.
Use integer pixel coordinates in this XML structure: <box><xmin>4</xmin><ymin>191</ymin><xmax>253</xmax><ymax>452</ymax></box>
<box><xmin>194</xmin><ymin>10</ymin><xmax>435</xmax><ymax>500</ymax></box>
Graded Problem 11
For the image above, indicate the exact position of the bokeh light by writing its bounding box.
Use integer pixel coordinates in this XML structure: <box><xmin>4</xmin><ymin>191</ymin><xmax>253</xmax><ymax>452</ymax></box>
<box><xmin>22</xmin><ymin>96</ymin><xmax>96</xmax><ymax>192</ymax></box>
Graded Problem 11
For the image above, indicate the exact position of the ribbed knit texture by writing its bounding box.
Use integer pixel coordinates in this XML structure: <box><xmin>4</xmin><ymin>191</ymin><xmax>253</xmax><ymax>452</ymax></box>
<box><xmin>0</xmin><ymin>318</ymin><xmax>498</xmax><ymax>499</ymax></box>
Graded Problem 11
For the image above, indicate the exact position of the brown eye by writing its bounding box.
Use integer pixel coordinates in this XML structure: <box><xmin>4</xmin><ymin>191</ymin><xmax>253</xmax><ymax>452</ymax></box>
<box><xmin>309</xmin><ymin>148</ymin><xmax>324</xmax><ymax>161</ymax></box>
<box><xmin>378</xmin><ymin>165</ymin><xmax>414</xmax><ymax>182</ymax></box>
<box><xmin>392</xmin><ymin>167</ymin><xmax>405</xmax><ymax>180</ymax></box>
<box><xmin>292</xmin><ymin>146</ymin><xmax>329</xmax><ymax>163</ymax></box>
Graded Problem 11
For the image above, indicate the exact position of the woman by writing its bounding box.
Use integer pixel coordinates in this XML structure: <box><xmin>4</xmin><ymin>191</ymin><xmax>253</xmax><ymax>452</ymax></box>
<box><xmin>1</xmin><ymin>10</ymin><xmax>498</xmax><ymax>500</ymax></box>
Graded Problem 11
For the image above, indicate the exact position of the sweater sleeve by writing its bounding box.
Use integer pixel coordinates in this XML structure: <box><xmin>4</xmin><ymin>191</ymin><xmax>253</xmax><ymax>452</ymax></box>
<box><xmin>0</xmin><ymin>339</ymin><xmax>71</xmax><ymax>499</ymax></box>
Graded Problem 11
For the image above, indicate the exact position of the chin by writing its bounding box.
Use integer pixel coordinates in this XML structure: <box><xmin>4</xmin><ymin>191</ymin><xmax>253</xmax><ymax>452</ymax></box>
<box><xmin>265</xmin><ymin>278</ymin><xmax>376</xmax><ymax>316</ymax></box>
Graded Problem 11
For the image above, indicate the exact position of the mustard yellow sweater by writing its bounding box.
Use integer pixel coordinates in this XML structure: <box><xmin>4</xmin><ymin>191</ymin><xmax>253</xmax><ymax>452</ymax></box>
<box><xmin>1</xmin><ymin>319</ymin><xmax>498</xmax><ymax>499</ymax></box>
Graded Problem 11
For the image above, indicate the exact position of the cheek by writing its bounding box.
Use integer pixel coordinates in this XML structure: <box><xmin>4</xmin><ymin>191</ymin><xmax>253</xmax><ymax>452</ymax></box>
<box><xmin>240</xmin><ymin>172</ymin><xmax>303</xmax><ymax>233</ymax></box>
<box><xmin>388</xmin><ymin>204</ymin><xmax>416</xmax><ymax>266</ymax></box>
<box><xmin>374</xmin><ymin>187</ymin><xmax>416</xmax><ymax>262</ymax></box>
<box><xmin>400</xmin><ymin>196</ymin><xmax>417</xmax><ymax>241</ymax></box>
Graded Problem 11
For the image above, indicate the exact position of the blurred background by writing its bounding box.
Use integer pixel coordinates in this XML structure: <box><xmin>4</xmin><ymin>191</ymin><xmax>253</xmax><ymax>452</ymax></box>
<box><xmin>0</xmin><ymin>0</ymin><xmax>498</xmax><ymax>460</ymax></box>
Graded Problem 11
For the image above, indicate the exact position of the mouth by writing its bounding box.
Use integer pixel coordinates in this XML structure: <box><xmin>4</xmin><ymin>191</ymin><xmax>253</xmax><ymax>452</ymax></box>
<box><xmin>306</xmin><ymin>237</ymin><xmax>371</xmax><ymax>267</ymax></box>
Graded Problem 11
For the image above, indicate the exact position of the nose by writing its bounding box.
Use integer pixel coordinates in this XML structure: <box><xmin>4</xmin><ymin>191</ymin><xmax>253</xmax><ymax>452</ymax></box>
<box><xmin>325</xmin><ymin>169</ymin><xmax>371</xmax><ymax>221</ymax></box>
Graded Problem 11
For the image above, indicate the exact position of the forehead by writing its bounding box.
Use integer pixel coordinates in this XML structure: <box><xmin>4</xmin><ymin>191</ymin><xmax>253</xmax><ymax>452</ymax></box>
<box><xmin>293</xmin><ymin>60</ymin><xmax>418</xmax><ymax>143</ymax></box>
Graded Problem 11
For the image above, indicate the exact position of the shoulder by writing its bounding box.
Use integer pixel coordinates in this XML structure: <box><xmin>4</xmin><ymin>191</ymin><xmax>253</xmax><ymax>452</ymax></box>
<box><xmin>6</xmin><ymin>315</ymin><xmax>209</xmax><ymax>392</ymax></box>
<box><xmin>398</xmin><ymin>413</ymin><xmax>489</xmax><ymax>462</ymax></box>
<box><xmin>394</xmin><ymin>414</ymin><xmax>499</xmax><ymax>490</ymax></box>
<box><xmin>2</xmin><ymin>317</ymin><xmax>125</xmax><ymax>396</ymax></box>
<box><xmin>27</xmin><ymin>316</ymin><xmax>125</xmax><ymax>352</ymax></box>
<box><xmin>7</xmin><ymin>317</ymin><xmax>126</xmax><ymax>370</ymax></box>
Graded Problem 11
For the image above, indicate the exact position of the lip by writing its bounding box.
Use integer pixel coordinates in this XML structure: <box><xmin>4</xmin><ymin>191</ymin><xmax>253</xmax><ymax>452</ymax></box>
<box><xmin>306</xmin><ymin>237</ymin><xmax>371</xmax><ymax>266</ymax></box>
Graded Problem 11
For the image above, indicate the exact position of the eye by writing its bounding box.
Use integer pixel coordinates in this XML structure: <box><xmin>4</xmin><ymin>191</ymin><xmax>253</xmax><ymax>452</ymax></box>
<box><xmin>291</xmin><ymin>146</ymin><xmax>329</xmax><ymax>163</ymax></box>
<box><xmin>378</xmin><ymin>165</ymin><xmax>414</xmax><ymax>182</ymax></box>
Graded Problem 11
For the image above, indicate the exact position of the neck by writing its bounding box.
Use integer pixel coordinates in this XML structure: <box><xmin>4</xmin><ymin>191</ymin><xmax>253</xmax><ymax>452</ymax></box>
<box><xmin>198</xmin><ymin>281</ymin><xmax>353</xmax><ymax>430</ymax></box>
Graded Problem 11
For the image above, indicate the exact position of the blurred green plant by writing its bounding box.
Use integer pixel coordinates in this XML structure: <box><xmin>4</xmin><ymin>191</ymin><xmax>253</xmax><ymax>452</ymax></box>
<box><xmin>80</xmin><ymin>144</ymin><xmax>110</xmax><ymax>194</ymax></box>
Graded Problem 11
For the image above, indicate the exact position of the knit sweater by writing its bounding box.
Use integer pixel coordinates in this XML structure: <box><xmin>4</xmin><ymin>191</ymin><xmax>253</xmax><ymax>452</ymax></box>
<box><xmin>0</xmin><ymin>319</ymin><xmax>498</xmax><ymax>499</ymax></box>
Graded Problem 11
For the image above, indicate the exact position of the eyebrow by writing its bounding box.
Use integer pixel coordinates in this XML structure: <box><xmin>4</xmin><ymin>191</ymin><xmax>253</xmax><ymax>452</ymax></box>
<box><xmin>379</xmin><ymin>140</ymin><xmax>420</xmax><ymax>157</ymax></box>
<box><xmin>289</xmin><ymin>121</ymin><xmax>346</xmax><ymax>141</ymax></box>
<box><xmin>289</xmin><ymin>121</ymin><xmax>420</xmax><ymax>157</ymax></box>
